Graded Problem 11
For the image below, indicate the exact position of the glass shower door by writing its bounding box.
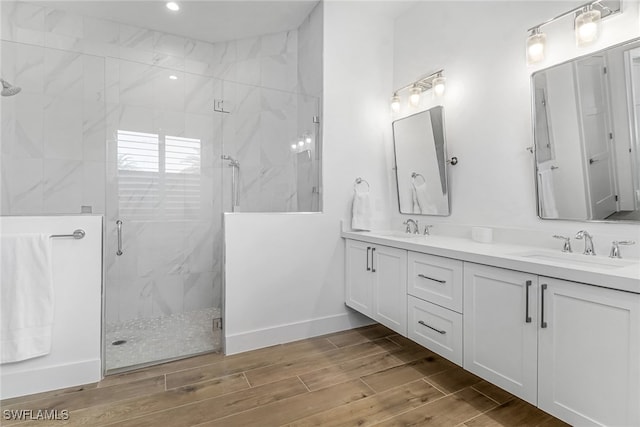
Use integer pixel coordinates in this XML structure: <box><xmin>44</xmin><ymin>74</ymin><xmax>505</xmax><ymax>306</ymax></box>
<box><xmin>104</xmin><ymin>60</ymin><xmax>224</xmax><ymax>373</ymax></box>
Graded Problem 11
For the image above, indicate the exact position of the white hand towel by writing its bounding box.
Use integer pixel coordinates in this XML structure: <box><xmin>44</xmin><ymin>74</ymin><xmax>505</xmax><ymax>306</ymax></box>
<box><xmin>537</xmin><ymin>169</ymin><xmax>559</xmax><ymax>218</ymax></box>
<box><xmin>1</xmin><ymin>234</ymin><xmax>54</xmax><ymax>364</ymax></box>
<box><xmin>352</xmin><ymin>189</ymin><xmax>372</xmax><ymax>231</ymax></box>
<box><xmin>413</xmin><ymin>181</ymin><xmax>437</xmax><ymax>214</ymax></box>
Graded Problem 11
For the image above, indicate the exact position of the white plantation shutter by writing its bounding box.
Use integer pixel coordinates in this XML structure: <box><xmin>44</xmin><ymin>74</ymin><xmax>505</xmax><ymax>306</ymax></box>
<box><xmin>117</xmin><ymin>130</ymin><xmax>201</xmax><ymax>220</ymax></box>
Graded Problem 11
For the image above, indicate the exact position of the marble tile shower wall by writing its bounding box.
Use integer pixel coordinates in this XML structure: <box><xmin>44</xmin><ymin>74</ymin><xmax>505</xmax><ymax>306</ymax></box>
<box><xmin>0</xmin><ymin>1</ymin><xmax>318</xmax><ymax>323</ymax></box>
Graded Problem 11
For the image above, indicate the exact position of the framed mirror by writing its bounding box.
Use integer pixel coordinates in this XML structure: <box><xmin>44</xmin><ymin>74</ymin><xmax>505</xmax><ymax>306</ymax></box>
<box><xmin>392</xmin><ymin>106</ymin><xmax>450</xmax><ymax>215</ymax></box>
<box><xmin>532</xmin><ymin>37</ymin><xmax>640</xmax><ymax>222</ymax></box>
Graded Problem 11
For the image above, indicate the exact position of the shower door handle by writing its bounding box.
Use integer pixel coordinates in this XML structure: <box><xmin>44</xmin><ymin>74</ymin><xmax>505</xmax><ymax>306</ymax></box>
<box><xmin>116</xmin><ymin>220</ymin><xmax>123</xmax><ymax>256</ymax></box>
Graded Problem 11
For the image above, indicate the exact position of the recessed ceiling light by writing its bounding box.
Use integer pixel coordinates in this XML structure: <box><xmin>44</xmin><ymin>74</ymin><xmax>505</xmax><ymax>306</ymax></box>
<box><xmin>169</xmin><ymin>75</ymin><xmax>178</xmax><ymax>80</ymax></box>
<box><xmin>166</xmin><ymin>2</ymin><xmax>180</xmax><ymax>12</ymax></box>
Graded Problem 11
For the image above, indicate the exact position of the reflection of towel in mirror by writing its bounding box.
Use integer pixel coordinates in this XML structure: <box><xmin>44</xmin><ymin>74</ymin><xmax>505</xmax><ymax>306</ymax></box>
<box><xmin>537</xmin><ymin>169</ymin><xmax>559</xmax><ymax>218</ymax></box>
<box><xmin>352</xmin><ymin>189</ymin><xmax>372</xmax><ymax>231</ymax></box>
<box><xmin>412</xmin><ymin>181</ymin><xmax>437</xmax><ymax>214</ymax></box>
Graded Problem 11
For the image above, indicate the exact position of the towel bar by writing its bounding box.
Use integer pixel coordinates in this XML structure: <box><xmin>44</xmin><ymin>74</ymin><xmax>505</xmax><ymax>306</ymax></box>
<box><xmin>354</xmin><ymin>177</ymin><xmax>370</xmax><ymax>191</ymax></box>
<box><xmin>50</xmin><ymin>229</ymin><xmax>85</xmax><ymax>239</ymax></box>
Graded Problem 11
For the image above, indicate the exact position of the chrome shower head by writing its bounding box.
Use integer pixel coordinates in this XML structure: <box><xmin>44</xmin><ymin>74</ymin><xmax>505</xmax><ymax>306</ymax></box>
<box><xmin>1</xmin><ymin>78</ymin><xmax>21</xmax><ymax>96</ymax></box>
<box><xmin>221</xmin><ymin>154</ymin><xmax>239</xmax><ymax>167</ymax></box>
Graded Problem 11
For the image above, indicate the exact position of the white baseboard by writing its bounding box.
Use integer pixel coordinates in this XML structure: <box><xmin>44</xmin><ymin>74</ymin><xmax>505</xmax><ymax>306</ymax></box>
<box><xmin>0</xmin><ymin>359</ymin><xmax>101</xmax><ymax>400</ymax></box>
<box><xmin>224</xmin><ymin>311</ymin><xmax>374</xmax><ymax>355</ymax></box>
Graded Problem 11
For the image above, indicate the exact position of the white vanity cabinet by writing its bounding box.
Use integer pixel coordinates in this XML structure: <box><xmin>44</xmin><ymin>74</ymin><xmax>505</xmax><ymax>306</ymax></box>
<box><xmin>407</xmin><ymin>252</ymin><xmax>464</xmax><ymax>365</ymax></box>
<box><xmin>345</xmin><ymin>239</ymin><xmax>407</xmax><ymax>335</ymax></box>
<box><xmin>537</xmin><ymin>277</ymin><xmax>640</xmax><ymax>427</ymax></box>
<box><xmin>463</xmin><ymin>263</ymin><xmax>539</xmax><ymax>404</ymax></box>
<box><xmin>464</xmin><ymin>263</ymin><xmax>640</xmax><ymax>426</ymax></box>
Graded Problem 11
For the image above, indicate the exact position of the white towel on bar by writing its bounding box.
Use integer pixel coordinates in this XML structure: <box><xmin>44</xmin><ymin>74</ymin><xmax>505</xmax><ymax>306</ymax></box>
<box><xmin>0</xmin><ymin>234</ymin><xmax>54</xmax><ymax>364</ymax></box>
<box><xmin>352</xmin><ymin>189</ymin><xmax>372</xmax><ymax>231</ymax></box>
<box><xmin>537</xmin><ymin>169</ymin><xmax>559</xmax><ymax>218</ymax></box>
<box><xmin>413</xmin><ymin>181</ymin><xmax>437</xmax><ymax>214</ymax></box>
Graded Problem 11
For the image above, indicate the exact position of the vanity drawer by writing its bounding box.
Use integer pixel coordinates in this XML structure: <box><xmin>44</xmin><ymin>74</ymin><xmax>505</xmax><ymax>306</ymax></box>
<box><xmin>408</xmin><ymin>252</ymin><xmax>463</xmax><ymax>313</ymax></box>
<box><xmin>408</xmin><ymin>295</ymin><xmax>463</xmax><ymax>366</ymax></box>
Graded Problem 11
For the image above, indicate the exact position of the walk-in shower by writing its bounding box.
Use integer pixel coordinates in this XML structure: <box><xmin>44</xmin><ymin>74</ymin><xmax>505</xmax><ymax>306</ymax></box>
<box><xmin>0</xmin><ymin>78</ymin><xmax>20</xmax><ymax>96</ymax></box>
<box><xmin>221</xmin><ymin>155</ymin><xmax>240</xmax><ymax>212</ymax></box>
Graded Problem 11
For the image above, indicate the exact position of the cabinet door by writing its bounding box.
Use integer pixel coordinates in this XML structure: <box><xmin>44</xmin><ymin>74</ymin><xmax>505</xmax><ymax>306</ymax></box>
<box><xmin>345</xmin><ymin>239</ymin><xmax>372</xmax><ymax>316</ymax></box>
<box><xmin>464</xmin><ymin>263</ymin><xmax>538</xmax><ymax>404</ymax></box>
<box><xmin>372</xmin><ymin>245</ymin><xmax>407</xmax><ymax>335</ymax></box>
<box><xmin>538</xmin><ymin>277</ymin><xmax>640</xmax><ymax>427</ymax></box>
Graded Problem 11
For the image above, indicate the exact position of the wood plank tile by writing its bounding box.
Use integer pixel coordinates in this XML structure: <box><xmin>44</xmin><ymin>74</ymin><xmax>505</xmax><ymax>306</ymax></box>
<box><xmin>299</xmin><ymin>352</ymin><xmax>404</xmax><ymax>391</ymax></box>
<box><xmin>286</xmin><ymin>379</ymin><xmax>445</xmax><ymax>427</ymax></box>
<box><xmin>373</xmin><ymin>386</ymin><xmax>498</xmax><ymax>427</ymax></box>
<box><xmin>33</xmin><ymin>373</ymin><xmax>250</xmax><ymax>426</ymax></box>
<box><xmin>425</xmin><ymin>366</ymin><xmax>483</xmax><ymax>394</ymax></box>
<box><xmin>99</xmin><ymin>351</ymin><xmax>225</xmax><ymax>387</ymax></box>
<box><xmin>470</xmin><ymin>381</ymin><xmax>515</xmax><ymax>405</ymax></box>
<box><xmin>245</xmin><ymin>338</ymin><xmax>400</xmax><ymax>387</ymax></box>
<box><xmin>326</xmin><ymin>324</ymin><xmax>395</xmax><ymax>348</ymax></box>
<box><xmin>463</xmin><ymin>398</ymin><xmax>569</xmax><ymax>427</ymax></box>
<box><xmin>198</xmin><ymin>378</ymin><xmax>375</xmax><ymax>427</ymax></box>
<box><xmin>109</xmin><ymin>376</ymin><xmax>308</xmax><ymax>427</ymax></box>
<box><xmin>165</xmin><ymin>336</ymin><xmax>336</xmax><ymax>389</ymax></box>
<box><xmin>0</xmin><ymin>382</ymin><xmax>98</xmax><ymax>407</ymax></box>
<box><xmin>361</xmin><ymin>354</ymin><xmax>457</xmax><ymax>393</ymax></box>
<box><xmin>1</xmin><ymin>376</ymin><xmax>165</xmax><ymax>419</ymax></box>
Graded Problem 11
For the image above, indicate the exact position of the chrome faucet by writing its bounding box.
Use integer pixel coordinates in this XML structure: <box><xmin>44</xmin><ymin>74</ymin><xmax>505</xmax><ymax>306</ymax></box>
<box><xmin>403</xmin><ymin>219</ymin><xmax>419</xmax><ymax>234</ymax></box>
<box><xmin>575</xmin><ymin>230</ymin><xmax>595</xmax><ymax>255</ymax></box>
<box><xmin>424</xmin><ymin>225</ymin><xmax>434</xmax><ymax>236</ymax></box>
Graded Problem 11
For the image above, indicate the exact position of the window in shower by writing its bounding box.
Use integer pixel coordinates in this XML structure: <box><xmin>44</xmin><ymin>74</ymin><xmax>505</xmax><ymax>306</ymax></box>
<box><xmin>117</xmin><ymin>130</ymin><xmax>201</xmax><ymax>220</ymax></box>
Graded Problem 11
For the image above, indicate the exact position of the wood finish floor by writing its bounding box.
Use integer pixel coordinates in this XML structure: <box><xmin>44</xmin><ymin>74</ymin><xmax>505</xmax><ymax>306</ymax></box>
<box><xmin>1</xmin><ymin>324</ymin><xmax>569</xmax><ymax>426</ymax></box>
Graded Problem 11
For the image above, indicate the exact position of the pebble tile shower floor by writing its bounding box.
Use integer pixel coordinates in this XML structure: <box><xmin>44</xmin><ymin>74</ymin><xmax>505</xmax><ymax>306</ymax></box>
<box><xmin>105</xmin><ymin>307</ymin><xmax>221</xmax><ymax>371</ymax></box>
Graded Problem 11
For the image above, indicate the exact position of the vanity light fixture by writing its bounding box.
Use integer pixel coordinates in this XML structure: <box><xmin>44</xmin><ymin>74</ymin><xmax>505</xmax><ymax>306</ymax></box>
<box><xmin>389</xmin><ymin>70</ymin><xmax>445</xmax><ymax>112</ymax></box>
<box><xmin>525</xmin><ymin>0</ymin><xmax>621</xmax><ymax>65</ymax></box>
<box><xmin>166</xmin><ymin>1</ymin><xmax>180</xmax><ymax>12</ymax></box>
<box><xmin>168</xmin><ymin>75</ymin><xmax>178</xmax><ymax>80</ymax></box>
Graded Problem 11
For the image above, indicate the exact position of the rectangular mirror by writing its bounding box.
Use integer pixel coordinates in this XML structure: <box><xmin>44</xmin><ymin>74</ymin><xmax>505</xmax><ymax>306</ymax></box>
<box><xmin>392</xmin><ymin>106</ymin><xmax>450</xmax><ymax>215</ymax></box>
<box><xmin>532</xmin><ymin>37</ymin><xmax>640</xmax><ymax>222</ymax></box>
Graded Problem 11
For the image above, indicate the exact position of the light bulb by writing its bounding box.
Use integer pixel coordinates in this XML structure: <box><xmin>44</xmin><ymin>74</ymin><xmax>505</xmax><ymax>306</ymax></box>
<box><xmin>526</xmin><ymin>28</ymin><xmax>546</xmax><ymax>64</ymax></box>
<box><xmin>390</xmin><ymin>93</ymin><xmax>400</xmax><ymax>113</ymax></box>
<box><xmin>169</xmin><ymin>75</ymin><xmax>178</xmax><ymax>80</ymax></box>
<box><xmin>432</xmin><ymin>76</ymin><xmax>446</xmax><ymax>97</ymax></box>
<box><xmin>298</xmin><ymin>140</ymin><xmax>304</xmax><ymax>147</ymax></box>
<box><xmin>305</xmin><ymin>135</ymin><xmax>312</xmax><ymax>144</ymax></box>
<box><xmin>409</xmin><ymin>86</ymin><xmax>421</xmax><ymax>107</ymax></box>
<box><xmin>166</xmin><ymin>2</ymin><xmax>180</xmax><ymax>11</ymax></box>
<box><xmin>575</xmin><ymin>7</ymin><xmax>601</xmax><ymax>46</ymax></box>
<box><xmin>290</xmin><ymin>143</ymin><xmax>297</xmax><ymax>151</ymax></box>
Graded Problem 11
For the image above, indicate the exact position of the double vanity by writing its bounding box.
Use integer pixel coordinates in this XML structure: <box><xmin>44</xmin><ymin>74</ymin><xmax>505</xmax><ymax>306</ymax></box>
<box><xmin>342</xmin><ymin>228</ymin><xmax>640</xmax><ymax>427</ymax></box>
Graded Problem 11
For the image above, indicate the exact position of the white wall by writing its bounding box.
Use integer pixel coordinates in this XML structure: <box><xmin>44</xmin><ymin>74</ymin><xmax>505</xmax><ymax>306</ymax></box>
<box><xmin>0</xmin><ymin>215</ymin><xmax>102</xmax><ymax>399</ymax></box>
<box><xmin>224</xmin><ymin>1</ymin><xmax>409</xmax><ymax>354</ymax></box>
<box><xmin>391</xmin><ymin>1</ymin><xmax>640</xmax><ymax>253</ymax></box>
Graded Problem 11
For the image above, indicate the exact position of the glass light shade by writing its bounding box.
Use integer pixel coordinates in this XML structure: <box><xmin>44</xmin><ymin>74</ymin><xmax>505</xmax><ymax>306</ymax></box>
<box><xmin>166</xmin><ymin>1</ymin><xmax>180</xmax><ymax>11</ymax></box>
<box><xmin>390</xmin><ymin>94</ymin><xmax>401</xmax><ymax>113</ymax></box>
<box><xmin>575</xmin><ymin>8</ymin><xmax>601</xmax><ymax>46</ymax></box>
<box><xmin>526</xmin><ymin>30</ymin><xmax>546</xmax><ymax>64</ymax></box>
<box><xmin>290</xmin><ymin>143</ymin><xmax>297</xmax><ymax>152</ymax></box>
<box><xmin>409</xmin><ymin>86</ymin><xmax>421</xmax><ymax>107</ymax></box>
<box><xmin>304</xmin><ymin>135</ymin><xmax>312</xmax><ymax>144</ymax></box>
<box><xmin>432</xmin><ymin>76</ymin><xmax>446</xmax><ymax>97</ymax></box>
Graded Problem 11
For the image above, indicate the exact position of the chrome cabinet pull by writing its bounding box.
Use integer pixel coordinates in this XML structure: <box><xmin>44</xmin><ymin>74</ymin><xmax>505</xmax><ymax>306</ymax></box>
<box><xmin>371</xmin><ymin>248</ymin><xmax>376</xmax><ymax>272</ymax></box>
<box><xmin>541</xmin><ymin>284</ymin><xmax>548</xmax><ymax>328</ymax></box>
<box><xmin>525</xmin><ymin>280</ymin><xmax>532</xmax><ymax>323</ymax></box>
<box><xmin>417</xmin><ymin>274</ymin><xmax>446</xmax><ymax>284</ymax></box>
<box><xmin>418</xmin><ymin>320</ymin><xmax>446</xmax><ymax>334</ymax></box>
<box><xmin>366</xmin><ymin>247</ymin><xmax>371</xmax><ymax>271</ymax></box>
<box><xmin>116</xmin><ymin>220</ymin><xmax>123</xmax><ymax>256</ymax></box>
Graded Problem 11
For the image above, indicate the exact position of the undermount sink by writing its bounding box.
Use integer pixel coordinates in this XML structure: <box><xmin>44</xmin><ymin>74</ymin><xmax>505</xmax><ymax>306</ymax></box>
<box><xmin>372</xmin><ymin>230</ymin><xmax>424</xmax><ymax>239</ymax></box>
<box><xmin>512</xmin><ymin>251</ymin><xmax>637</xmax><ymax>270</ymax></box>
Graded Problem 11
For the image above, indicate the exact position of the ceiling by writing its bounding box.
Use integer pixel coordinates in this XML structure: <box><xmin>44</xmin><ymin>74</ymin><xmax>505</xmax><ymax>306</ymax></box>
<box><xmin>34</xmin><ymin>0</ymin><xmax>320</xmax><ymax>43</ymax></box>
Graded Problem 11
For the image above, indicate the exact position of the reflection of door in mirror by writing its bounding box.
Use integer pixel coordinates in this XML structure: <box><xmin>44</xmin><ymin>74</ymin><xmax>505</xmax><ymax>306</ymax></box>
<box><xmin>575</xmin><ymin>55</ymin><xmax>617</xmax><ymax>220</ymax></box>
<box><xmin>392</xmin><ymin>107</ymin><xmax>450</xmax><ymax>216</ymax></box>
<box><xmin>532</xmin><ymin>37</ymin><xmax>640</xmax><ymax>222</ymax></box>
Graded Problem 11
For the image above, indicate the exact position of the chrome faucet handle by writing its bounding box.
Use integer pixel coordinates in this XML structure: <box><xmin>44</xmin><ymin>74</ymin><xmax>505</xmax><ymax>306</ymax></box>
<box><xmin>402</xmin><ymin>221</ymin><xmax>411</xmax><ymax>233</ymax></box>
<box><xmin>553</xmin><ymin>235</ymin><xmax>572</xmax><ymax>253</ymax></box>
<box><xmin>414</xmin><ymin>220</ymin><xmax>419</xmax><ymax>234</ymax></box>
<box><xmin>424</xmin><ymin>225</ymin><xmax>434</xmax><ymax>236</ymax></box>
<box><xmin>609</xmin><ymin>240</ymin><xmax>635</xmax><ymax>259</ymax></box>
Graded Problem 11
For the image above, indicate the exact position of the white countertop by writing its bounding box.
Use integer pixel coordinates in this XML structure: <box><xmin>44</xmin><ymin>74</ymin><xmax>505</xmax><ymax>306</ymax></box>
<box><xmin>342</xmin><ymin>230</ymin><xmax>640</xmax><ymax>294</ymax></box>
